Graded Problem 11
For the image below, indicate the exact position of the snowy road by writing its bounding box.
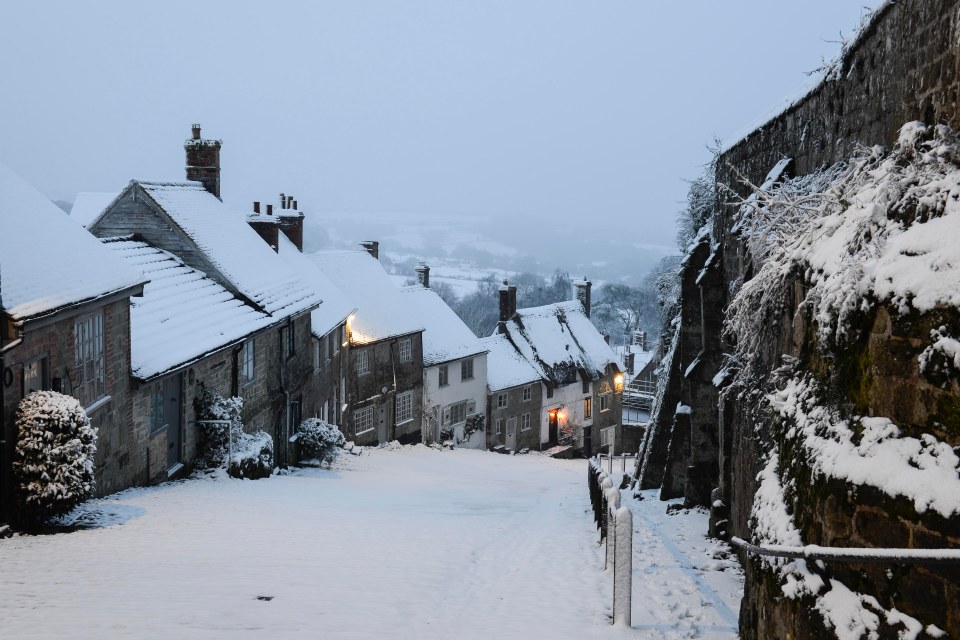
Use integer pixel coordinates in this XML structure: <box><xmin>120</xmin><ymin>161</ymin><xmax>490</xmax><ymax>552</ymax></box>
<box><xmin>0</xmin><ymin>447</ymin><xmax>742</xmax><ymax>639</ymax></box>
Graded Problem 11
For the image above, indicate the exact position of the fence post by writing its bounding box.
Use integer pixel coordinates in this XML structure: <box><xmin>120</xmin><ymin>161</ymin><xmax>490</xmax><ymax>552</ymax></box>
<box><xmin>600</xmin><ymin>477</ymin><xmax>613</xmax><ymax>544</ymax></box>
<box><xmin>604</xmin><ymin>487</ymin><xmax>620</xmax><ymax>571</ymax></box>
<box><xmin>613</xmin><ymin>505</ymin><xmax>633</xmax><ymax>627</ymax></box>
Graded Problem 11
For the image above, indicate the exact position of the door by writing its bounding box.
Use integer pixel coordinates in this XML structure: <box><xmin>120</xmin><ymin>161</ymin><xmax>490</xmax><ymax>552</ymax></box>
<box><xmin>506</xmin><ymin>418</ymin><xmax>517</xmax><ymax>450</ymax></box>
<box><xmin>549</xmin><ymin>410</ymin><xmax>559</xmax><ymax>444</ymax></box>
<box><xmin>164</xmin><ymin>374</ymin><xmax>182</xmax><ymax>469</ymax></box>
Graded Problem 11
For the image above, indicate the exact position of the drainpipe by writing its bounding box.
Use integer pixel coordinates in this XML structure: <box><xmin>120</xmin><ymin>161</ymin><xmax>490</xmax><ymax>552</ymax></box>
<box><xmin>277</xmin><ymin>331</ymin><xmax>291</xmax><ymax>468</ymax></box>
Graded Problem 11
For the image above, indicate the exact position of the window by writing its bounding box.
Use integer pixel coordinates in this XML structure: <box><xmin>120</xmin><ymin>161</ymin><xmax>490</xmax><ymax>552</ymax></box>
<box><xmin>461</xmin><ymin>358</ymin><xmax>474</xmax><ymax>380</ymax></box>
<box><xmin>496</xmin><ymin>418</ymin><xmax>503</xmax><ymax>435</ymax></box>
<box><xmin>497</xmin><ymin>393</ymin><xmax>508</xmax><ymax>409</ymax></box>
<box><xmin>438</xmin><ymin>365</ymin><xmax>449</xmax><ymax>387</ymax></box>
<box><xmin>546</xmin><ymin>386</ymin><xmax>554</xmax><ymax>399</ymax></box>
<box><xmin>520</xmin><ymin>413</ymin><xmax>531</xmax><ymax>431</ymax></box>
<box><xmin>241</xmin><ymin>339</ymin><xmax>255</xmax><ymax>385</ymax></box>
<box><xmin>314</xmin><ymin>339</ymin><xmax>322</xmax><ymax>370</ymax></box>
<box><xmin>506</xmin><ymin>417</ymin><xmax>516</xmax><ymax>436</ymax></box>
<box><xmin>150</xmin><ymin>383</ymin><xmax>165</xmax><ymax>433</ymax></box>
<box><xmin>399</xmin><ymin>338</ymin><xmax>412</xmax><ymax>363</ymax></box>
<box><xmin>354</xmin><ymin>405</ymin><xmax>375</xmax><ymax>434</ymax></box>
<box><xmin>288</xmin><ymin>321</ymin><xmax>296</xmax><ymax>358</ymax></box>
<box><xmin>396</xmin><ymin>391</ymin><xmax>413</xmax><ymax>424</ymax></box>
<box><xmin>280</xmin><ymin>324</ymin><xmax>294</xmax><ymax>360</ymax></box>
<box><xmin>450</xmin><ymin>401</ymin><xmax>467</xmax><ymax>425</ymax></box>
<box><xmin>584</xmin><ymin>397</ymin><xmax>592</xmax><ymax>419</ymax></box>
<box><xmin>600</xmin><ymin>394</ymin><xmax>610</xmax><ymax>412</ymax></box>
<box><xmin>73</xmin><ymin>313</ymin><xmax>104</xmax><ymax>407</ymax></box>
<box><xmin>582</xmin><ymin>379</ymin><xmax>590</xmax><ymax>394</ymax></box>
<box><xmin>22</xmin><ymin>355</ymin><xmax>48</xmax><ymax>397</ymax></box>
<box><xmin>332</xmin><ymin>327</ymin><xmax>340</xmax><ymax>355</ymax></box>
<box><xmin>356</xmin><ymin>349</ymin><xmax>370</xmax><ymax>375</ymax></box>
<box><xmin>522</xmin><ymin>386</ymin><xmax>531</xmax><ymax>402</ymax></box>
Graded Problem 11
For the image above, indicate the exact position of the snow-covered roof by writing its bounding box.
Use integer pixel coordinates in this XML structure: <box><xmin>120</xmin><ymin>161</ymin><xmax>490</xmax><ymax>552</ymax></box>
<box><xmin>614</xmin><ymin>344</ymin><xmax>657</xmax><ymax>382</ymax></box>
<box><xmin>93</xmin><ymin>180</ymin><xmax>321</xmax><ymax>319</ymax></box>
<box><xmin>497</xmin><ymin>300</ymin><xmax>619</xmax><ymax>387</ymax></box>
<box><xmin>479</xmin><ymin>334</ymin><xmax>542</xmax><ymax>391</ymax></box>
<box><xmin>103</xmin><ymin>238</ymin><xmax>278</xmax><ymax>380</ymax></box>
<box><xmin>307</xmin><ymin>249</ymin><xmax>423</xmax><ymax>344</ymax></box>
<box><xmin>0</xmin><ymin>164</ymin><xmax>144</xmax><ymax>323</ymax></box>
<box><xmin>400</xmin><ymin>284</ymin><xmax>486</xmax><ymax>366</ymax></box>
<box><xmin>69</xmin><ymin>192</ymin><xmax>117</xmax><ymax>228</ymax></box>
<box><xmin>276</xmin><ymin>234</ymin><xmax>355</xmax><ymax>338</ymax></box>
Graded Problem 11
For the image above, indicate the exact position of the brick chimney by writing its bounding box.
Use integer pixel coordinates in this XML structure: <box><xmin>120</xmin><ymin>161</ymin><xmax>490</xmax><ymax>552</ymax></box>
<box><xmin>625</xmin><ymin>351</ymin><xmax>635</xmax><ymax>375</ymax></box>
<box><xmin>277</xmin><ymin>192</ymin><xmax>304</xmax><ymax>252</ymax></box>
<box><xmin>360</xmin><ymin>241</ymin><xmax>379</xmax><ymax>259</ymax></box>
<box><xmin>184</xmin><ymin>123</ymin><xmax>222</xmax><ymax>200</ymax></box>
<box><xmin>498</xmin><ymin>279</ymin><xmax>518</xmax><ymax>333</ymax></box>
<box><xmin>415</xmin><ymin>262</ymin><xmax>430</xmax><ymax>288</ymax></box>
<box><xmin>247</xmin><ymin>201</ymin><xmax>279</xmax><ymax>252</ymax></box>
<box><xmin>574</xmin><ymin>276</ymin><xmax>592</xmax><ymax>318</ymax></box>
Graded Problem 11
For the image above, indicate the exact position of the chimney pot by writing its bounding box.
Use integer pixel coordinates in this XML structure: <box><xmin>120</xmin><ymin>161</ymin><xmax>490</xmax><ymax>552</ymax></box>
<box><xmin>279</xmin><ymin>193</ymin><xmax>286</xmax><ymax>209</ymax></box>
<box><xmin>292</xmin><ymin>200</ymin><xmax>298</xmax><ymax>210</ymax></box>
<box><xmin>253</xmin><ymin>201</ymin><xmax>260</xmax><ymax>214</ymax></box>
<box><xmin>191</xmin><ymin>124</ymin><xmax>201</xmax><ymax>140</ymax></box>
<box><xmin>266</xmin><ymin>204</ymin><xmax>273</xmax><ymax>216</ymax></box>
<box><xmin>360</xmin><ymin>240</ymin><xmax>379</xmax><ymax>259</ymax></box>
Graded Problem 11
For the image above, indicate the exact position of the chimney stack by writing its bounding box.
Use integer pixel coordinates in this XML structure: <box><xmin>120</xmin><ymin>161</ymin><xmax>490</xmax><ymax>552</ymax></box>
<box><xmin>185</xmin><ymin>123</ymin><xmax>222</xmax><ymax>200</ymax></box>
<box><xmin>498</xmin><ymin>279</ymin><xmax>518</xmax><ymax>325</ymax></box>
<box><xmin>415</xmin><ymin>262</ymin><xmax>430</xmax><ymax>288</ymax></box>
<box><xmin>360</xmin><ymin>241</ymin><xmax>379</xmax><ymax>259</ymax></box>
<box><xmin>247</xmin><ymin>201</ymin><xmax>279</xmax><ymax>253</ymax></box>
<box><xmin>574</xmin><ymin>276</ymin><xmax>592</xmax><ymax>318</ymax></box>
<box><xmin>633</xmin><ymin>330</ymin><xmax>647</xmax><ymax>351</ymax></box>
<box><xmin>253</xmin><ymin>201</ymin><xmax>261</xmax><ymax>214</ymax></box>
<box><xmin>625</xmin><ymin>352</ymin><xmax>635</xmax><ymax>375</ymax></box>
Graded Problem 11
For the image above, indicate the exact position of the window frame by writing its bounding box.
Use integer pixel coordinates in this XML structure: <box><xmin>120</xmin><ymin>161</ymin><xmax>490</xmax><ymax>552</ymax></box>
<box><xmin>399</xmin><ymin>338</ymin><xmax>413</xmax><ymax>364</ymax></box>
<box><xmin>496</xmin><ymin>418</ymin><xmax>504</xmax><ymax>435</ymax></box>
<box><xmin>395</xmin><ymin>390</ymin><xmax>414</xmax><ymax>425</ymax></box>
<box><xmin>522</xmin><ymin>386</ymin><xmax>532</xmax><ymax>402</ymax></box>
<box><xmin>584</xmin><ymin>396</ymin><xmax>592</xmax><ymax>419</ymax></box>
<box><xmin>520</xmin><ymin>413</ymin><xmax>531</xmax><ymax>431</ymax></box>
<box><xmin>497</xmin><ymin>392</ymin><xmax>508</xmax><ymax>409</ymax></box>
<box><xmin>356</xmin><ymin>348</ymin><xmax>370</xmax><ymax>375</ymax></box>
<box><xmin>600</xmin><ymin>393</ymin><xmax>611</xmax><ymax>412</ymax></box>
<box><xmin>460</xmin><ymin>358</ymin><xmax>474</xmax><ymax>381</ymax></box>
<box><xmin>73</xmin><ymin>312</ymin><xmax>105</xmax><ymax>408</ymax></box>
<box><xmin>449</xmin><ymin>401</ymin><xmax>467</xmax><ymax>425</ymax></box>
<box><xmin>354</xmin><ymin>404</ymin><xmax>375</xmax><ymax>435</ymax></box>
<box><xmin>241</xmin><ymin>338</ymin><xmax>256</xmax><ymax>386</ymax></box>
<box><xmin>438</xmin><ymin>364</ymin><xmax>449</xmax><ymax>387</ymax></box>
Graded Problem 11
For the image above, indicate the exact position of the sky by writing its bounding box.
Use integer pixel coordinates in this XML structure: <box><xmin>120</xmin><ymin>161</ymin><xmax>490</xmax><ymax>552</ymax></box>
<box><xmin>0</xmin><ymin>1</ymin><xmax>879</xmax><ymax>262</ymax></box>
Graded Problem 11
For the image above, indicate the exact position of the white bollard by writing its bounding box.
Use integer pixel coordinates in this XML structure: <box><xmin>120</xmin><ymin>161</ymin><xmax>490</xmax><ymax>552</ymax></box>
<box><xmin>613</xmin><ymin>505</ymin><xmax>633</xmax><ymax>627</ymax></box>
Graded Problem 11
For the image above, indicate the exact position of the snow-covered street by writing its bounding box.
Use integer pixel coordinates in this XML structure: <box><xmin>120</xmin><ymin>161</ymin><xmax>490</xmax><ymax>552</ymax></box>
<box><xmin>0</xmin><ymin>447</ymin><xmax>742</xmax><ymax>639</ymax></box>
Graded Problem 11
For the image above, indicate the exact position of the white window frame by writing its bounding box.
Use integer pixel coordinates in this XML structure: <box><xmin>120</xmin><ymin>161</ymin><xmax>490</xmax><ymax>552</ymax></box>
<box><xmin>74</xmin><ymin>312</ymin><xmax>105</xmax><ymax>407</ymax></box>
<box><xmin>520</xmin><ymin>413</ymin><xmax>531</xmax><ymax>431</ymax></box>
<box><xmin>461</xmin><ymin>358</ymin><xmax>474</xmax><ymax>380</ymax></box>
<box><xmin>600</xmin><ymin>393</ymin><xmax>610</xmax><ymax>412</ymax></box>
<box><xmin>438</xmin><ymin>364</ymin><xmax>449</xmax><ymax>387</ymax></box>
<box><xmin>449</xmin><ymin>401</ymin><xmax>467</xmax><ymax>425</ymax></box>
<box><xmin>241</xmin><ymin>338</ymin><xmax>255</xmax><ymax>386</ymax></box>
<box><xmin>356</xmin><ymin>348</ymin><xmax>370</xmax><ymax>375</ymax></box>
<box><xmin>522</xmin><ymin>386</ymin><xmax>532</xmax><ymax>402</ymax></box>
<box><xmin>354</xmin><ymin>405</ymin><xmax>375</xmax><ymax>435</ymax></box>
<box><xmin>497</xmin><ymin>393</ymin><xmax>508</xmax><ymax>409</ymax></box>
<box><xmin>496</xmin><ymin>418</ymin><xmax>503</xmax><ymax>435</ymax></box>
<box><xmin>399</xmin><ymin>338</ymin><xmax>412</xmax><ymax>363</ymax></box>
<box><xmin>396</xmin><ymin>390</ymin><xmax>414</xmax><ymax>425</ymax></box>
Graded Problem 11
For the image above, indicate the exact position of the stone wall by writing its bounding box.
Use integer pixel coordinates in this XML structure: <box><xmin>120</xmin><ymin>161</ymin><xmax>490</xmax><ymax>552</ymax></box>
<box><xmin>643</xmin><ymin>2</ymin><xmax>960</xmax><ymax>637</ymax></box>
<box><xmin>486</xmin><ymin>382</ymin><xmax>542</xmax><ymax>451</ymax></box>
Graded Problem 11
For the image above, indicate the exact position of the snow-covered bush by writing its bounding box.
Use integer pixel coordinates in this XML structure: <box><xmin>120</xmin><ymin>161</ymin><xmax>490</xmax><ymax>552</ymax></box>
<box><xmin>13</xmin><ymin>391</ymin><xmax>97</xmax><ymax>529</ymax></box>
<box><xmin>462</xmin><ymin>413</ymin><xmax>485</xmax><ymax>440</ymax></box>
<box><xmin>193</xmin><ymin>384</ymin><xmax>244</xmax><ymax>468</ymax></box>
<box><xmin>228</xmin><ymin>430</ymin><xmax>273</xmax><ymax>479</ymax></box>
<box><xmin>296</xmin><ymin>418</ymin><xmax>344</xmax><ymax>466</ymax></box>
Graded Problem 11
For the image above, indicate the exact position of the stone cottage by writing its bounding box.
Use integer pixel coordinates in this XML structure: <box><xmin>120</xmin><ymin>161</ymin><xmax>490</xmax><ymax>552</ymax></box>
<box><xmin>0</xmin><ymin>163</ymin><xmax>146</xmax><ymax>522</ymax></box>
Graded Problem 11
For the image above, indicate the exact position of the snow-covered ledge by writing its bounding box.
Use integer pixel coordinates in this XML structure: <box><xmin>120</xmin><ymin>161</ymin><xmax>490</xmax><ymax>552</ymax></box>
<box><xmin>84</xmin><ymin>395</ymin><xmax>112</xmax><ymax>416</ymax></box>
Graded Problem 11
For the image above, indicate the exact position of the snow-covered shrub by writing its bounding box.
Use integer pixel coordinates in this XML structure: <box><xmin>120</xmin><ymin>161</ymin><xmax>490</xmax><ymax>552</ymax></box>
<box><xmin>193</xmin><ymin>384</ymin><xmax>244</xmax><ymax>468</ymax></box>
<box><xmin>228</xmin><ymin>430</ymin><xmax>273</xmax><ymax>479</ymax></box>
<box><xmin>13</xmin><ymin>391</ymin><xmax>97</xmax><ymax>529</ymax></box>
<box><xmin>296</xmin><ymin>418</ymin><xmax>344</xmax><ymax>466</ymax></box>
<box><xmin>462</xmin><ymin>413</ymin><xmax>485</xmax><ymax>440</ymax></box>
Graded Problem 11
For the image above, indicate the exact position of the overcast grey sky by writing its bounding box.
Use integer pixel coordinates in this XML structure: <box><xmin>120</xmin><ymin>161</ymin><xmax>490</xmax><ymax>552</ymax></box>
<box><xmin>1</xmin><ymin>1</ymin><xmax>877</xmax><ymax>254</ymax></box>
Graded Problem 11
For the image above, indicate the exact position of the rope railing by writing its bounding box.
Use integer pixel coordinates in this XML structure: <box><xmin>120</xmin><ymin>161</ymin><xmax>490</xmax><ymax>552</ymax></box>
<box><xmin>729</xmin><ymin>536</ymin><xmax>960</xmax><ymax>566</ymax></box>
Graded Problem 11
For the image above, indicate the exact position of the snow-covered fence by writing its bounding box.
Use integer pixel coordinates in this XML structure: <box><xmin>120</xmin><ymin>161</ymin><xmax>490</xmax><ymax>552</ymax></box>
<box><xmin>588</xmin><ymin>457</ymin><xmax>633</xmax><ymax>627</ymax></box>
<box><xmin>596</xmin><ymin>452</ymin><xmax>637</xmax><ymax>475</ymax></box>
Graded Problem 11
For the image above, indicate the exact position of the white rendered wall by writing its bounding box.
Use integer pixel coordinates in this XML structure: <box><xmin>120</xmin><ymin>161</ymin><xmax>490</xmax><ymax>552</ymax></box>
<box><xmin>423</xmin><ymin>353</ymin><xmax>488</xmax><ymax>449</ymax></box>
<box><xmin>540</xmin><ymin>381</ymin><xmax>594</xmax><ymax>446</ymax></box>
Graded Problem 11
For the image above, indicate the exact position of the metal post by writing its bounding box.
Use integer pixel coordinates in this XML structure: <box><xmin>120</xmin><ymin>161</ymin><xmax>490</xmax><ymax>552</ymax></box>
<box><xmin>613</xmin><ymin>505</ymin><xmax>633</xmax><ymax>626</ymax></box>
